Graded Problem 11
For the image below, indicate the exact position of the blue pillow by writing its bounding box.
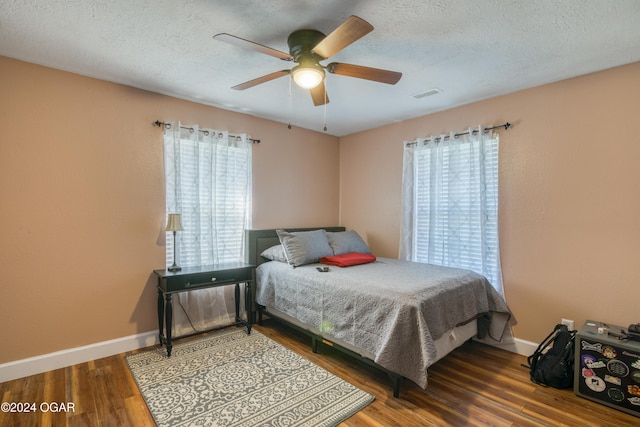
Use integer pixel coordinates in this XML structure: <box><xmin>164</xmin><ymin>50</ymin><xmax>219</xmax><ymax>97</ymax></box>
<box><xmin>327</xmin><ymin>230</ymin><xmax>371</xmax><ymax>255</ymax></box>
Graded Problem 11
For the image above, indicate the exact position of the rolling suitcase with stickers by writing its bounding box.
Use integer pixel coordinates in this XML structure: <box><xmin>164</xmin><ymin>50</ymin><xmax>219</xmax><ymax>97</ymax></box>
<box><xmin>574</xmin><ymin>320</ymin><xmax>640</xmax><ymax>417</ymax></box>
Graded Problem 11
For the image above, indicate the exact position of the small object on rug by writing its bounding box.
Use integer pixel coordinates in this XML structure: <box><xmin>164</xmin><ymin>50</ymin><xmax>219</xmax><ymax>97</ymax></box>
<box><xmin>126</xmin><ymin>328</ymin><xmax>374</xmax><ymax>427</ymax></box>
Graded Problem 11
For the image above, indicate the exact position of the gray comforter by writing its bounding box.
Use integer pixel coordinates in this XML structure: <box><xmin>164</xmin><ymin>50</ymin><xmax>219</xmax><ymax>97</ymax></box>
<box><xmin>255</xmin><ymin>257</ymin><xmax>513</xmax><ymax>389</ymax></box>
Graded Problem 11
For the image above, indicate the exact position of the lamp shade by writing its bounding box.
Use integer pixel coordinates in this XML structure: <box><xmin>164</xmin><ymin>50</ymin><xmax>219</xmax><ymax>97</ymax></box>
<box><xmin>291</xmin><ymin>63</ymin><xmax>324</xmax><ymax>89</ymax></box>
<box><xmin>165</xmin><ymin>213</ymin><xmax>184</xmax><ymax>231</ymax></box>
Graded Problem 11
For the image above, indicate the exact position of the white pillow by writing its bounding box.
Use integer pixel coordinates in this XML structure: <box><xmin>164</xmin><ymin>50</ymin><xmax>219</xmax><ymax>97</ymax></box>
<box><xmin>260</xmin><ymin>244</ymin><xmax>288</xmax><ymax>263</ymax></box>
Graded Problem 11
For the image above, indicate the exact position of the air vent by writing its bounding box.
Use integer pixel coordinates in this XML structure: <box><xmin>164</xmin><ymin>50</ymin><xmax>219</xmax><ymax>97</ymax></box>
<box><xmin>413</xmin><ymin>88</ymin><xmax>442</xmax><ymax>99</ymax></box>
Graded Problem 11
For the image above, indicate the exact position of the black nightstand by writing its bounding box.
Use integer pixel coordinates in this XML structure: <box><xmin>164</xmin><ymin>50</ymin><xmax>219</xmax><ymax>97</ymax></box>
<box><xmin>153</xmin><ymin>262</ymin><xmax>255</xmax><ymax>356</ymax></box>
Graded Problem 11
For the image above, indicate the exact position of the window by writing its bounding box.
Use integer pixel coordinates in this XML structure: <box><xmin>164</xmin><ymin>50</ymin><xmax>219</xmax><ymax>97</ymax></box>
<box><xmin>164</xmin><ymin>124</ymin><xmax>252</xmax><ymax>267</ymax></box>
<box><xmin>401</xmin><ymin>128</ymin><xmax>503</xmax><ymax>294</ymax></box>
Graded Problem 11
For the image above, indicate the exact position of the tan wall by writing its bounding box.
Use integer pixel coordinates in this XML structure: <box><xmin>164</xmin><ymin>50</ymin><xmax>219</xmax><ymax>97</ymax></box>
<box><xmin>3</xmin><ymin>53</ymin><xmax>638</xmax><ymax>364</ymax></box>
<box><xmin>339</xmin><ymin>61</ymin><xmax>640</xmax><ymax>343</ymax></box>
<box><xmin>0</xmin><ymin>56</ymin><xmax>339</xmax><ymax>364</ymax></box>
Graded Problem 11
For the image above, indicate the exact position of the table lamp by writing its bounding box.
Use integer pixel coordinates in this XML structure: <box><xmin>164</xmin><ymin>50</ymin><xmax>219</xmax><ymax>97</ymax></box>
<box><xmin>166</xmin><ymin>213</ymin><xmax>183</xmax><ymax>272</ymax></box>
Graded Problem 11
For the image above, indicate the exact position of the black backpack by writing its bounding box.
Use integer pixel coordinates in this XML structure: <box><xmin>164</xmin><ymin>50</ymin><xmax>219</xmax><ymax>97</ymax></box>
<box><xmin>525</xmin><ymin>324</ymin><xmax>577</xmax><ymax>389</ymax></box>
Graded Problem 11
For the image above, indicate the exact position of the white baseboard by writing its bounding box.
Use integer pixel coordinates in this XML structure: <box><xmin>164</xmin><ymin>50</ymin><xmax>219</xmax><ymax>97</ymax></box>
<box><xmin>1</xmin><ymin>331</ymin><xmax>539</xmax><ymax>384</ymax></box>
<box><xmin>0</xmin><ymin>331</ymin><xmax>158</xmax><ymax>383</ymax></box>
<box><xmin>515</xmin><ymin>337</ymin><xmax>538</xmax><ymax>356</ymax></box>
<box><xmin>487</xmin><ymin>337</ymin><xmax>538</xmax><ymax>357</ymax></box>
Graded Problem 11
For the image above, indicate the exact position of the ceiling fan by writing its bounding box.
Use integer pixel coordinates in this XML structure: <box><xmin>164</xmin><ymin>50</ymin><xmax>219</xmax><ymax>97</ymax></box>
<box><xmin>213</xmin><ymin>15</ymin><xmax>402</xmax><ymax>106</ymax></box>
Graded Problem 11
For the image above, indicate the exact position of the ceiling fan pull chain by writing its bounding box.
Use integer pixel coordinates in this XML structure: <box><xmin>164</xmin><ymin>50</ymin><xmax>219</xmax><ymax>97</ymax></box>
<box><xmin>323</xmin><ymin>81</ymin><xmax>328</xmax><ymax>132</ymax></box>
<box><xmin>288</xmin><ymin>74</ymin><xmax>293</xmax><ymax>130</ymax></box>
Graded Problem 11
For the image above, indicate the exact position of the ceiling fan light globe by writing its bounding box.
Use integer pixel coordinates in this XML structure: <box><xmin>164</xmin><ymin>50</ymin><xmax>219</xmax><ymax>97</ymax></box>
<box><xmin>292</xmin><ymin>66</ymin><xmax>324</xmax><ymax>89</ymax></box>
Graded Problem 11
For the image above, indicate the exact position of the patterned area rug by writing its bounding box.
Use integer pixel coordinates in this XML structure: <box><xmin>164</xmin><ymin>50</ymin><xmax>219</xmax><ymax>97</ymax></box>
<box><xmin>126</xmin><ymin>328</ymin><xmax>374</xmax><ymax>426</ymax></box>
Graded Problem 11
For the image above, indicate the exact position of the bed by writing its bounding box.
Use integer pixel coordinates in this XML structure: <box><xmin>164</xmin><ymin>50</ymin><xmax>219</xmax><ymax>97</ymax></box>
<box><xmin>245</xmin><ymin>227</ymin><xmax>514</xmax><ymax>397</ymax></box>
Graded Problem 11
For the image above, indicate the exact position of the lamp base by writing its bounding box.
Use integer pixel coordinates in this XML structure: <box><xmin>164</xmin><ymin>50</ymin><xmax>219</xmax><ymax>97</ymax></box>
<box><xmin>168</xmin><ymin>265</ymin><xmax>182</xmax><ymax>272</ymax></box>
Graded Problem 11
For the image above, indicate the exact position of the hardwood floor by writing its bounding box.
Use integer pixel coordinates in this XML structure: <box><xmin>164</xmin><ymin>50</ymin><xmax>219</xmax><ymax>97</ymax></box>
<box><xmin>1</xmin><ymin>322</ymin><xmax>638</xmax><ymax>426</ymax></box>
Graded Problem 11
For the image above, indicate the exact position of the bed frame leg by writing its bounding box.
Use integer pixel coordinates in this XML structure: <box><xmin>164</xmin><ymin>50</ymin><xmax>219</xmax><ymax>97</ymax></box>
<box><xmin>256</xmin><ymin>305</ymin><xmax>264</xmax><ymax>326</ymax></box>
<box><xmin>390</xmin><ymin>373</ymin><xmax>401</xmax><ymax>398</ymax></box>
<box><xmin>311</xmin><ymin>336</ymin><xmax>318</xmax><ymax>353</ymax></box>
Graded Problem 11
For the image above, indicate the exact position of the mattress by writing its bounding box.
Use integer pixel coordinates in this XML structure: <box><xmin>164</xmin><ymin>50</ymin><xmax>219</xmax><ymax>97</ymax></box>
<box><xmin>263</xmin><ymin>305</ymin><xmax>478</xmax><ymax>364</ymax></box>
<box><xmin>256</xmin><ymin>257</ymin><xmax>512</xmax><ymax>388</ymax></box>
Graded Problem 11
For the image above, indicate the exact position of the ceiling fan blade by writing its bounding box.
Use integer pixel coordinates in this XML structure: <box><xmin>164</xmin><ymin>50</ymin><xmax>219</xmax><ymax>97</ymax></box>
<box><xmin>214</xmin><ymin>33</ymin><xmax>293</xmax><ymax>61</ymax></box>
<box><xmin>311</xmin><ymin>15</ymin><xmax>373</xmax><ymax>59</ymax></box>
<box><xmin>232</xmin><ymin>70</ymin><xmax>290</xmax><ymax>90</ymax></box>
<box><xmin>327</xmin><ymin>62</ymin><xmax>402</xmax><ymax>85</ymax></box>
<box><xmin>310</xmin><ymin>81</ymin><xmax>329</xmax><ymax>106</ymax></box>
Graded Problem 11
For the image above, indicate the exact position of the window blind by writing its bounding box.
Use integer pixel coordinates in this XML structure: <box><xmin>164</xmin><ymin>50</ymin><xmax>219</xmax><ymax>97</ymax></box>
<box><xmin>406</xmin><ymin>132</ymin><xmax>502</xmax><ymax>292</ymax></box>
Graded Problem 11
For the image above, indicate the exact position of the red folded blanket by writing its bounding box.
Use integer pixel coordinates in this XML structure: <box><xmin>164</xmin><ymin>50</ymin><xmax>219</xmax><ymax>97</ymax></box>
<box><xmin>319</xmin><ymin>252</ymin><xmax>376</xmax><ymax>267</ymax></box>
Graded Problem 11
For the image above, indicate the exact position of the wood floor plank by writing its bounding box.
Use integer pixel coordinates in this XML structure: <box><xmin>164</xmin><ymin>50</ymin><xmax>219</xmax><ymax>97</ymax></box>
<box><xmin>122</xmin><ymin>394</ymin><xmax>154</xmax><ymax>427</ymax></box>
<box><xmin>425</xmin><ymin>373</ymin><xmax>542</xmax><ymax>427</ymax></box>
<box><xmin>1</xmin><ymin>322</ymin><xmax>639</xmax><ymax>426</ymax></box>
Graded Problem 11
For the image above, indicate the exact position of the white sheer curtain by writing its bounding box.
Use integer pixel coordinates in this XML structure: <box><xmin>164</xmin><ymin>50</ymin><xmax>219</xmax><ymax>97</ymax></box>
<box><xmin>164</xmin><ymin>122</ymin><xmax>252</xmax><ymax>335</ymax></box>
<box><xmin>400</xmin><ymin>126</ymin><xmax>504</xmax><ymax>295</ymax></box>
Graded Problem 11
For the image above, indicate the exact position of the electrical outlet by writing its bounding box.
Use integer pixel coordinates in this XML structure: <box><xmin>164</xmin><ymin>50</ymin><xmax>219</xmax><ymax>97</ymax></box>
<box><xmin>561</xmin><ymin>318</ymin><xmax>575</xmax><ymax>331</ymax></box>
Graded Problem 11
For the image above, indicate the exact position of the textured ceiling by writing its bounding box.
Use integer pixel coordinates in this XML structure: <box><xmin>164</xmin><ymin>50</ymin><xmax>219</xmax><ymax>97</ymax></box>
<box><xmin>1</xmin><ymin>0</ymin><xmax>639</xmax><ymax>136</ymax></box>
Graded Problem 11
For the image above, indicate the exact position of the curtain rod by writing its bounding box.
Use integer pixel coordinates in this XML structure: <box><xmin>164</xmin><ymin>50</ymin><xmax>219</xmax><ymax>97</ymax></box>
<box><xmin>152</xmin><ymin>120</ymin><xmax>260</xmax><ymax>144</ymax></box>
<box><xmin>405</xmin><ymin>122</ymin><xmax>511</xmax><ymax>147</ymax></box>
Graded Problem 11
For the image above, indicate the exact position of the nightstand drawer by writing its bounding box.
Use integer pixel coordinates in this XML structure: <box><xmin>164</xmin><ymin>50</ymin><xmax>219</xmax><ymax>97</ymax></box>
<box><xmin>156</xmin><ymin>264</ymin><xmax>254</xmax><ymax>292</ymax></box>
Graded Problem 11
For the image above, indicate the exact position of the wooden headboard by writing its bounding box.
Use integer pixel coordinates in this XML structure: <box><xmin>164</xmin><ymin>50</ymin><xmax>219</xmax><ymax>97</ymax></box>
<box><xmin>244</xmin><ymin>227</ymin><xmax>346</xmax><ymax>267</ymax></box>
